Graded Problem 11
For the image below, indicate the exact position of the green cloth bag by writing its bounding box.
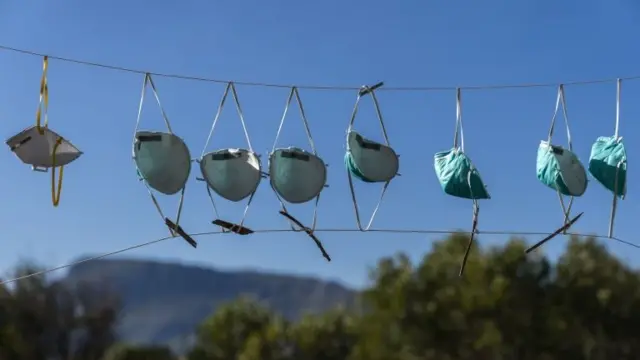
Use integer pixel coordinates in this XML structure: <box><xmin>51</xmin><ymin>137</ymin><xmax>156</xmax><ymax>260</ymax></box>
<box><xmin>588</xmin><ymin>136</ymin><xmax>627</xmax><ymax>197</ymax></box>
<box><xmin>434</xmin><ymin>148</ymin><xmax>490</xmax><ymax>200</ymax></box>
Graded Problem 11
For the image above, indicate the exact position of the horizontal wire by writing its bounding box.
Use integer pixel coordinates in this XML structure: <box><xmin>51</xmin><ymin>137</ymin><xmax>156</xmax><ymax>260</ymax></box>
<box><xmin>1</xmin><ymin>44</ymin><xmax>639</xmax><ymax>91</ymax></box>
<box><xmin>0</xmin><ymin>227</ymin><xmax>635</xmax><ymax>286</ymax></box>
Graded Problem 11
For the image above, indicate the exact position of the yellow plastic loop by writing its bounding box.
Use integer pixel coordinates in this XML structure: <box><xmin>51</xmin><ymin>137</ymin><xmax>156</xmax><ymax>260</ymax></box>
<box><xmin>51</xmin><ymin>137</ymin><xmax>64</xmax><ymax>207</ymax></box>
<box><xmin>36</xmin><ymin>56</ymin><xmax>49</xmax><ymax>135</ymax></box>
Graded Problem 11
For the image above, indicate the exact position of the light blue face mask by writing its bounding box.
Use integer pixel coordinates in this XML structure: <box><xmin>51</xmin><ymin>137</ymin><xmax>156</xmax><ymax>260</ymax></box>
<box><xmin>134</xmin><ymin>131</ymin><xmax>191</xmax><ymax>196</ymax></box>
<box><xmin>529</xmin><ymin>85</ymin><xmax>585</xmax><ymax>254</ymax></box>
<box><xmin>197</xmin><ymin>82</ymin><xmax>262</xmax><ymax>236</ymax></box>
<box><xmin>268</xmin><ymin>87</ymin><xmax>330</xmax><ymax>261</ymax></box>
<box><xmin>132</xmin><ymin>73</ymin><xmax>194</xmax><ymax>247</ymax></box>
<box><xmin>433</xmin><ymin>88</ymin><xmax>489</xmax><ymax>277</ymax></box>
<box><xmin>344</xmin><ymin>82</ymin><xmax>399</xmax><ymax>232</ymax></box>
<box><xmin>588</xmin><ymin>79</ymin><xmax>627</xmax><ymax>238</ymax></box>
<box><xmin>270</xmin><ymin>148</ymin><xmax>327</xmax><ymax>204</ymax></box>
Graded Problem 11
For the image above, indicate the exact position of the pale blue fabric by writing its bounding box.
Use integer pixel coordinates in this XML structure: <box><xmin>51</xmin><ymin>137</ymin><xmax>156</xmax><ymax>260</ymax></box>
<box><xmin>134</xmin><ymin>132</ymin><xmax>191</xmax><ymax>196</ymax></box>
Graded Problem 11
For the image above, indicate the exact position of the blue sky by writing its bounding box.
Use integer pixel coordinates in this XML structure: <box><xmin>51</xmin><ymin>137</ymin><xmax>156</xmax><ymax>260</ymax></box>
<box><xmin>1</xmin><ymin>0</ymin><xmax>640</xmax><ymax>288</ymax></box>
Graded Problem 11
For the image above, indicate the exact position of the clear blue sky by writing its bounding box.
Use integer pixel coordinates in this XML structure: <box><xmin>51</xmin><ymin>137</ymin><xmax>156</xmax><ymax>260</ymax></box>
<box><xmin>1</xmin><ymin>0</ymin><xmax>640</xmax><ymax>288</ymax></box>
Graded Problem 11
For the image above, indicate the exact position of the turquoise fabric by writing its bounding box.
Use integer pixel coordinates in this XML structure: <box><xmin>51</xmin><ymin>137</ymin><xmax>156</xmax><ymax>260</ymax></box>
<box><xmin>588</xmin><ymin>136</ymin><xmax>627</xmax><ymax>197</ymax></box>
<box><xmin>345</xmin><ymin>152</ymin><xmax>374</xmax><ymax>183</ymax></box>
<box><xmin>434</xmin><ymin>148</ymin><xmax>490</xmax><ymax>200</ymax></box>
<box><xmin>536</xmin><ymin>142</ymin><xmax>587</xmax><ymax>197</ymax></box>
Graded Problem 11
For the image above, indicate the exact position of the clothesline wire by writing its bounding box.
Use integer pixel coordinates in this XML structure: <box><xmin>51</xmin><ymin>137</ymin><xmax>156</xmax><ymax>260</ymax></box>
<box><xmin>0</xmin><ymin>227</ymin><xmax>636</xmax><ymax>286</ymax></box>
<box><xmin>1</xmin><ymin>44</ymin><xmax>640</xmax><ymax>91</ymax></box>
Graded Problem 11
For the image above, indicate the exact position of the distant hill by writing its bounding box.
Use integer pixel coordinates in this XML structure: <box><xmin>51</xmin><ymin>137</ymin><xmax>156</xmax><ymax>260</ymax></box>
<box><xmin>63</xmin><ymin>258</ymin><xmax>357</xmax><ymax>353</ymax></box>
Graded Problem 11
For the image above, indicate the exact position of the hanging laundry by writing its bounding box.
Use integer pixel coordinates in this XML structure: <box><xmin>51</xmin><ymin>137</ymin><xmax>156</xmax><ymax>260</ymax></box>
<box><xmin>6</xmin><ymin>56</ymin><xmax>82</xmax><ymax>207</ymax></box>
<box><xmin>344</xmin><ymin>82</ymin><xmax>399</xmax><ymax>231</ymax></box>
<box><xmin>133</xmin><ymin>73</ymin><xmax>196</xmax><ymax>248</ymax></box>
<box><xmin>527</xmin><ymin>84</ymin><xmax>586</xmax><ymax>253</ymax></box>
<box><xmin>197</xmin><ymin>82</ymin><xmax>262</xmax><ymax>235</ymax></box>
<box><xmin>268</xmin><ymin>86</ymin><xmax>330</xmax><ymax>261</ymax></box>
<box><xmin>434</xmin><ymin>88</ymin><xmax>490</xmax><ymax>276</ymax></box>
<box><xmin>588</xmin><ymin>79</ymin><xmax>627</xmax><ymax>238</ymax></box>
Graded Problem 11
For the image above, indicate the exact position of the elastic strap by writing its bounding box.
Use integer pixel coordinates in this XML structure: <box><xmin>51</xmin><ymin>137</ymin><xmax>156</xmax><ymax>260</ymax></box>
<box><xmin>547</xmin><ymin>85</ymin><xmax>573</xmax><ymax>150</ymax></box>
<box><xmin>200</xmin><ymin>82</ymin><xmax>254</xmax><ymax>159</ymax></box>
<box><xmin>133</xmin><ymin>73</ymin><xmax>174</xmax><ymax>137</ymax></box>
<box><xmin>347</xmin><ymin>171</ymin><xmax>391</xmax><ymax>231</ymax></box>
<box><xmin>453</xmin><ymin>88</ymin><xmax>465</xmax><ymax>151</ymax></box>
<box><xmin>271</xmin><ymin>86</ymin><xmax>324</xmax><ymax>233</ymax></box>
<box><xmin>204</xmin><ymin>183</ymin><xmax>257</xmax><ymax>232</ymax></box>
<box><xmin>274</xmin><ymin>188</ymin><xmax>321</xmax><ymax>233</ymax></box>
<box><xmin>36</xmin><ymin>56</ymin><xmax>49</xmax><ymax>135</ymax></box>
<box><xmin>133</xmin><ymin>72</ymin><xmax>186</xmax><ymax>235</ymax></box>
<box><xmin>347</xmin><ymin>83</ymin><xmax>390</xmax><ymax>146</ymax></box>
<box><xmin>615</xmin><ymin>79</ymin><xmax>621</xmax><ymax>139</ymax></box>
<box><xmin>346</xmin><ymin>83</ymin><xmax>392</xmax><ymax>231</ymax></box>
<box><xmin>609</xmin><ymin>80</ymin><xmax>624</xmax><ymax>238</ymax></box>
<box><xmin>556</xmin><ymin>192</ymin><xmax>574</xmax><ymax>234</ymax></box>
<box><xmin>51</xmin><ymin>137</ymin><xmax>64</xmax><ymax>207</ymax></box>
<box><xmin>145</xmin><ymin>183</ymin><xmax>187</xmax><ymax>237</ymax></box>
<box><xmin>199</xmin><ymin>82</ymin><xmax>257</xmax><ymax>231</ymax></box>
<box><xmin>271</xmin><ymin>87</ymin><xmax>317</xmax><ymax>154</ymax></box>
<box><xmin>608</xmin><ymin>160</ymin><xmax>624</xmax><ymax>238</ymax></box>
<box><xmin>459</xmin><ymin>171</ymin><xmax>479</xmax><ymax>276</ymax></box>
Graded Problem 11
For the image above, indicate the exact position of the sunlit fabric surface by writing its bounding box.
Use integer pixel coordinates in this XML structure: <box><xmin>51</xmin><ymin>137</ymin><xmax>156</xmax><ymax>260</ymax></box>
<box><xmin>6</xmin><ymin>125</ymin><xmax>82</xmax><ymax>168</ymax></box>
<box><xmin>133</xmin><ymin>131</ymin><xmax>191</xmax><ymax>196</ymax></box>
<box><xmin>345</xmin><ymin>131</ymin><xmax>398</xmax><ymax>183</ymax></box>
<box><xmin>536</xmin><ymin>141</ymin><xmax>588</xmax><ymax>197</ymax></box>
<box><xmin>270</xmin><ymin>147</ymin><xmax>326</xmax><ymax>204</ymax></box>
<box><xmin>200</xmin><ymin>148</ymin><xmax>262</xmax><ymax>202</ymax></box>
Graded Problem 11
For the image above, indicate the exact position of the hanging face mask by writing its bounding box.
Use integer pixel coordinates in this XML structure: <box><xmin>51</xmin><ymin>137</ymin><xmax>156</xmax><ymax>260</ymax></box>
<box><xmin>132</xmin><ymin>73</ymin><xmax>196</xmax><ymax>248</ymax></box>
<box><xmin>433</xmin><ymin>88</ymin><xmax>490</xmax><ymax>276</ymax></box>
<box><xmin>345</xmin><ymin>131</ymin><xmax>398</xmax><ymax>183</ymax></box>
<box><xmin>134</xmin><ymin>131</ymin><xmax>191</xmax><ymax>196</ymax></box>
<box><xmin>344</xmin><ymin>82</ymin><xmax>399</xmax><ymax>231</ymax></box>
<box><xmin>527</xmin><ymin>84</ymin><xmax>586</xmax><ymax>254</ymax></box>
<box><xmin>197</xmin><ymin>82</ymin><xmax>262</xmax><ymax>235</ymax></box>
<box><xmin>588</xmin><ymin>79</ymin><xmax>627</xmax><ymax>239</ymax></box>
<box><xmin>5</xmin><ymin>56</ymin><xmax>82</xmax><ymax>207</ymax></box>
<box><xmin>201</xmin><ymin>148</ymin><xmax>262</xmax><ymax>202</ymax></box>
<box><xmin>268</xmin><ymin>87</ymin><xmax>330</xmax><ymax>261</ymax></box>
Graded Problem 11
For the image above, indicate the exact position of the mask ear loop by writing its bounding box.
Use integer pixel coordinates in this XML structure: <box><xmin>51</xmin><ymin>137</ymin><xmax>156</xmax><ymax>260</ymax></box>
<box><xmin>33</xmin><ymin>57</ymin><xmax>66</xmax><ymax>207</ymax></box>
<box><xmin>197</xmin><ymin>82</ymin><xmax>258</xmax><ymax>235</ymax></box>
<box><xmin>346</xmin><ymin>82</ymin><xmax>397</xmax><ymax>231</ymax></box>
<box><xmin>609</xmin><ymin>78</ymin><xmax>624</xmax><ymax>238</ymax></box>
<box><xmin>133</xmin><ymin>73</ymin><xmax>195</xmax><ymax>247</ymax></box>
<box><xmin>454</xmin><ymin>89</ymin><xmax>479</xmax><ymax>277</ymax></box>
<box><xmin>36</xmin><ymin>56</ymin><xmax>49</xmax><ymax>135</ymax></box>
<box><xmin>526</xmin><ymin>84</ymin><xmax>583</xmax><ymax>253</ymax></box>
<box><xmin>269</xmin><ymin>87</ymin><xmax>330</xmax><ymax>261</ymax></box>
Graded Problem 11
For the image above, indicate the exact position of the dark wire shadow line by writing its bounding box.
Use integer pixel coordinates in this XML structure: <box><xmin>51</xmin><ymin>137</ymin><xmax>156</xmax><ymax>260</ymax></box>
<box><xmin>0</xmin><ymin>227</ymin><xmax>637</xmax><ymax>286</ymax></box>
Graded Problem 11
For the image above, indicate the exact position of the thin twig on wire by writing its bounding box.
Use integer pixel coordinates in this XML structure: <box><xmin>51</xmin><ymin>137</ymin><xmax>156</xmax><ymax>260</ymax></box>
<box><xmin>1</xmin><ymin>44</ymin><xmax>639</xmax><ymax>91</ymax></box>
<box><xmin>0</xmin><ymin>227</ymin><xmax>635</xmax><ymax>286</ymax></box>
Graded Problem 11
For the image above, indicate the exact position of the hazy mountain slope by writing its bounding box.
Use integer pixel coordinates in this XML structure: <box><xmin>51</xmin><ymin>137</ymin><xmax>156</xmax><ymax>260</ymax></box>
<box><xmin>64</xmin><ymin>258</ymin><xmax>357</xmax><ymax>348</ymax></box>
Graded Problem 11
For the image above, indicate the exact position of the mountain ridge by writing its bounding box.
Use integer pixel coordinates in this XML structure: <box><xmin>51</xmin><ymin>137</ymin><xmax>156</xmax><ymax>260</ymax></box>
<box><xmin>63</xmin><ymin>257</ymin><xmax>358</xmax><ymax>352</ymax></box>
